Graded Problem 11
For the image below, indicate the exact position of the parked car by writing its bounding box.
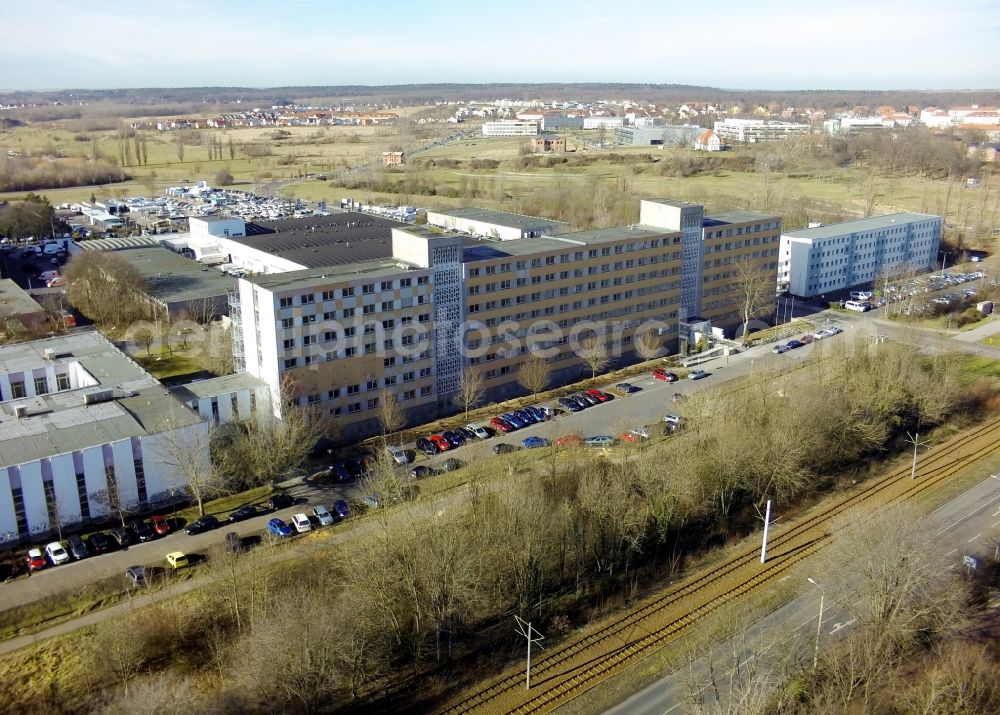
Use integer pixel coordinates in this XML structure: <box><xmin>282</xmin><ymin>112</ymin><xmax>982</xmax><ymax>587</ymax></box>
<box><xmin>165</xmin><ymin>552</ymin><xmax>189</xmax><ymax>569</ymax></box>
<box><xmin>653</xmin><ymin>368</ymin><xmax>678</xmax><ymax>382</ymax></box>
<box><xmin>67</xmin><ymin>534</ymin><xmax>90</xmax><ymax>560</ymax></box>
<box><xmin>614</xmin><ymin>382</ymin><xmax>640</xmax><ymax>395</ymax></box>
<box><xmin>45</xmin><ymin>541</ymin><xmax>71</xmax><ymax>565</ymax></box>
<box><xmin>587</xmin><ymin>389</ymin><xmax>613</xmax><ymax>402</ymax></box>
<box><xmin>502</xmin><ymin>412</ymin><xmax>527</xmax><ymax>428</ymax></box>
<box><xmin>537</xmin><ymin>404</ymin><xmax>557</xmax><ymax>418</ymax></box>
<box><xmin>521</xmin><ymin>436</ymin><xmax>551</xmax><ymax>449</ymax></box>
<box><xmin>291</xmin><ymin>513</ymin><xmax>312</xmax><ymax>533</ymax></box>
<box><xmin>457</xmin><ymin>427</ymin><xmax>478</xmax><ymax>442</ymax></box>
<box><xmin>266</xmin><ymin>518</ymin><xmax>293</xmax><ymax>537</ymax></box>
<box><xmin>556</xmin><ymin>434</ymin><xmax>582</xmax><ymax>447</ymax></box>
<box><xmin>150</xmin><ymin>515</ymin><xmax>171</xmax><ymax>536</ymax></box>
<box><xmin>577</xmin><ymin>393</ymin><xmax>599</xmax><ymax>406</ymax></box>
<box><xmin>110</xmin><ymin>526</ymin><xmax>132</xmax><ymax>547</ymax></box>
<box><xmin>558</xmin><ymin>397</ymin><xmax>583</xmax><ymax>412</ymax></box>
<box><xmin>524</xmin><ymin>406</ymin><xmax>546</xmax><ymax>422</ymax></box>
<box><xmin>345</xmin><ymin>460</ymin><xmax>364</xmax><ymax>480</ymax></box>
<box><xmin>361</xmin><ymin>494</ymin><xmax>382</xmax><ymax>510</ymax></box>
<box><xmin>663</xmin><ymin>414</ymin><xmax>684</xmax><ymax>426</ymax></box>
<box><xmin>772</xmin><ymin>343</ymin><xmax>788</xmax><ymax>354</ymax></box>
<box><xmin>333</xmin><ymin>500</ymin><xmax>351</xmax><ymax>519</ymax></box>
<box><xmin>386</xmin><ymin>445</ymin><xmax>409</xmax><ymax>465</ymax></box>
<box><xmin>130</xmin><ymin>518</ymin><xmax>156</xmax><ymax>543</ymax></box>
<box><xmin>329</xmin><ymin>462</ymin><xmax>352</xmax><ymax>481</ymax></box>
<box><xmin>493</xmin><ymin>443</ymin><xmax>516</xmax><ymax>455</ymax></box>
<box><xmin>312</xmin><ymin>505</ymin><xmax>334</xmax><ymax>526</ymax></box>
<box><xmin>688</xmin><ymin>369</ymin><xmax>709</xmax><ymax>380</ymax></box>
<box><xmin>228</xmin><ymin>505</ymin><xmax>258</xmax><ymax>523</ymax></box>
<box><xmin>490</xmin><ymin>416</ymin><xmax>514</xmax><ymax>432</ymax></box>
<box><xmin>584</xmin><ymin>435</ymin><xmax>615</xmax><ymax>448</ymax></box>
<box><xmin>467</xmin><ymin>423</ymin><xmax>490</xmax><ymax>439</ymax></box>
<box><xmin>25</xmin><ymin>548</ymin><xmax>46</xmax><ymax>572</ymax></box>
<box><xmin>441</xmin><ymin>458</ymin><xmax>464</xmax><ymax>471</ymax></box>
<box><xmin>185</xmin><ymin>515</ymin><xmax>219</xmax><ymax>535</ymax></box>
<box><xmin>784</xmin><ymin>339</ymin><xmax>803</xmax><ymax>351</ymax></box>
<box><xmin>416</xmin><ymin>437</ymin><xmax>439</xmax><ymax>456</ymax></box>
<box><xmin>442</xmin><ymin>430</ymin><xmax>466</xmax><ymax>448</ymax></box>
<box><xmin>87</xmin><ymin>532</ymin><xmax>111</xmax><ymax>554</ymax></box>
<box><xmin>410</xmin><ymin>465</ymin><xmax>433</xmax><ymax>480</ymax></box>
<box><xmin>429</xmin><ymin>435</ymin><xmax>451</xmax><ymax>452</ymax></box>
<box><xmin>513</xmin><ymin>409</ymin><xmax>536</xmax><ymax>425</ymax></box>
<box><xmin>225</xmin><ymin>532</ymin><xmax>244</xmax><ymax>556</ymax></box>
<box><xmin>125</xmin><ymin>565</ymin><xmax>146</xmax><ymax>587</ymax></box>
<box><xmin>622</xmin><ymin>427</ymin><xmax>651</xmax><ymax>442</ymax></box>
<box><xmin>799</xmin><ymin>335</ymin><xmax>814</xmax><ymax>345</ymax></box>
<box><xmin>267</xmin><ymin>493</ymin><xmax>295</xmax><ymax>510</ymax></box>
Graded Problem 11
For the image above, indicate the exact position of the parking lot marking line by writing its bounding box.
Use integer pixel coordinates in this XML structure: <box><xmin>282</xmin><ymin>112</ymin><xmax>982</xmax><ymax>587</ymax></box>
<box><xmin>969</xmin><ymin>533</ymin><xmax>982</xmax><ymax>543</ymax></box>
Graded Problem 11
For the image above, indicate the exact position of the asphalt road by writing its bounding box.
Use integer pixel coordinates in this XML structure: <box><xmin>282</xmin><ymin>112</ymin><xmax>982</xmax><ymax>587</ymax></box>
<box><xmin>604</xmin><ymin>473</ymin><xmax>1000</xmax><ymax>715</ymax></box>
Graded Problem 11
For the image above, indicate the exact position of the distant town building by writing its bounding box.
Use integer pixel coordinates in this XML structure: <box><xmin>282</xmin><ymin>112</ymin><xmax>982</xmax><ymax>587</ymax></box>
<box><xmin>541</xmin><ymin>115</ymin><xmax>584</xmax><ymax>131</ymax></box>
<box><xmin>694</xmin><ymin>129</ymin><xmax>725</xmax><ymax>151</ymax></box>
<box><xmin>532</xmin><ymin>134</ymin><xmax>566</xmax><ymax>152</ymax></box>
<box><xmin>713</xmin><ymin>118</ymin><xmax>811</xmax><ymax>144</ymax></box>
<box><xmin>425</xmin><ymin>207</ymin><xmax>568</xmax><ymax>240</ymax></box>
<box><xmin>583</xmin><ymin>116</ymin><xmax>625</xmax><ymax>130</ymax></box>
<box><xmin>613</xmin><ymin>125</ymin><xmax>701</xmax><ymax>147</ymax></box>
<box><xmin>382</xmin><ymin>151</ymin><xmax>406</xmax><ymax>166</ymax></box>
<box><xmin>482</xmin><ymin>120</ymin><xmax>539</xmax><ymax>137</ymax></box>
<box><xmin>778</xmin><ymin>213</ymin><xmax>942</xmax><ymax>298</ymax></box>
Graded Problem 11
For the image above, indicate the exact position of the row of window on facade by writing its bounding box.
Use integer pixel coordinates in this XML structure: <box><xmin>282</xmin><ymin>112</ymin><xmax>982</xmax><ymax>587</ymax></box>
<box><xmin>280</xmin><ymin>311</ymin><xmax>432</xmax><ymax>330</ymax></box>
<box><xmin>276</xmin><ymin>276</ymin><xmax>432</xmax><ymax>309</ymax></box>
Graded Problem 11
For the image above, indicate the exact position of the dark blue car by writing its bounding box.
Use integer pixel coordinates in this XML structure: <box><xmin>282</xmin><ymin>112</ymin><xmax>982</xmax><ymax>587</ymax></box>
<box><xmin>559</xmin><ymin>397</ymin><xmax>583</xmax><ymax>412</ymax></box>
<box><xmin>514</xmin><ymin>409</ymin><xmax>536</xmax><ymax>425</ymax></box>
<box><xmin>266</xmin><ymin>518</ymin><xmax>293</xmax><ymax>537</ymax></box>
<box><xmin>521</xmin><ymin>436</ymin><xmax>551</xmax><ymax>449</ymax></box>
<box><xmin>525</xmin><ymin>406</ymin><xmax>546</xmax><ymax>422</ymax></box>
<box><xmin>502</xmin><ymin>412</ymin><xmax>526</xmax><ymax>429</ymax></box>
<box><xmin>333</xmin><ymin>500</ymin><xmax>351</xmax><ymax>519</ymax></box>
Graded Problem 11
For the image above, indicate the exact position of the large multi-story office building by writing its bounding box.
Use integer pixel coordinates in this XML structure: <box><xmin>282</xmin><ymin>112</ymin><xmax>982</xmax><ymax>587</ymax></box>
<box><xmin>481</xmin><ymin>120</ymin><xmax>539</xmax><ymax>137</ymax></box>
<box><xmin>233</xmin><ymin>199</ymin><xmax>781</xmax><ymax>439</ymax></box>
<box><xmin>0</xmin><ymin>332</ymin><xmax>209</xmax><ymax>544</ymax></box>
<box><xmin>713</xmin><ymin>118</ymin><xmax>811</xmax><ymax>144</ymax></box>
<box><xmin>778</xmin><ymin>212</ymin><xmax>943</xmax><ymax>298</ymax></box>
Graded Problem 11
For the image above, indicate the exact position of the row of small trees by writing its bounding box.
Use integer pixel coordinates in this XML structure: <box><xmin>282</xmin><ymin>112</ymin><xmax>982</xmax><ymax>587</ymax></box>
<box><xmin>26</xmin><ymin>339</ymin><xmax>980</xmax><ymax>713</ymax></box>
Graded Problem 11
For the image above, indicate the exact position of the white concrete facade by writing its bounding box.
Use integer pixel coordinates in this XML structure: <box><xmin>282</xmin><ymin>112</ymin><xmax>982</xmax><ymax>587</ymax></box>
<box><xmin>713</xmin><ymin>118</ymin><xmax>810</xmax><ymax>143</ymax></box>
<box><xmin>481</xmin><ymin>120</ymin><xmax>539</xmax><ymax>137</ymax></box>
<box><xmin>778</xmin><ymin>213</ymin><xmax>942</xmax><ymax>298</ymax></box>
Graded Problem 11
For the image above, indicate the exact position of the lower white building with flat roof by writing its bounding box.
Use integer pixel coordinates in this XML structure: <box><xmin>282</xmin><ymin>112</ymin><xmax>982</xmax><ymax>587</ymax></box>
<box><xmin>482</xmin><ymin>120</ymin><xmax>539</xmax><ymax>137</ymax></box>
<box><xmin>0</xmin><ymin>332</ymin><xmax>209</xmax><ymax>547</ymax></box>
<box><xmin>778</xmin><ymin>212</ymin><xmax>942</xmax><ymax>298</ymax></box>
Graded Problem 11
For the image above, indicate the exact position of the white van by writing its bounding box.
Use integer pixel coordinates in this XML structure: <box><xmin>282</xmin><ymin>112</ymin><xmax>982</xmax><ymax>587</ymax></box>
<box><xmin>844</xmin><ymin>300</ymin><xmax>869</xmax><ymax>312</ymax></box>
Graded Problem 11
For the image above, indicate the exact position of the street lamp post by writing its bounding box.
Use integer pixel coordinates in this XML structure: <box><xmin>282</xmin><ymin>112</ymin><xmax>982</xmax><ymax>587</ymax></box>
<box><xmin>807</xmin><ymin>577</ymin><xmax>825</xmax><ymax>669</ymax></box>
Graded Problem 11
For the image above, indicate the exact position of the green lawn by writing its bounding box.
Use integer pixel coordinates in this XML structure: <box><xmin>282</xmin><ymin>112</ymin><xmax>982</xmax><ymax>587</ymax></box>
<box><xmin>953</xmin><ymin>354</ymin><xmax>1000</xmax><ymax>383</ymax></box>
<box><xmin>133</xmin><ymin>348</ymin><xmax>206</xmax><ymax>380</ymax></box>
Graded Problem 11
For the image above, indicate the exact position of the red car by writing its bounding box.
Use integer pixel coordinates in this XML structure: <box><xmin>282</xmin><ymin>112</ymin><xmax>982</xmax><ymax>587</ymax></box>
<box><xmin>150</xmin><ymin>515</ymin><xmax>171</xmax><ymax>536</ymax></box>
<box><xmin>429</xmin><ymin>435</ymin><xmax>451</xmax><ymax>452</ymax></box>
<box><xmin>652</xmin><ymin>368</ymin><xmax>678</xmax><ymax>382</ymax></box>
<box><xmin>587</xmin><ymin>389</ymin><xmax>613</xmax><ymax>402</ymax></box>
<box><xmin>556</xmin><ymin>434</ymin><xmax>582</xmax><ymax>447</ymax></box>
<box><xmin>24</xmin><ymin>548</ymin><xmax>46</xmax><ymax>572</ymax></box>
<box><xmin>490</xmin><ymin>417</ymin><xmax>512</xmax><ymax>433</ymax></box>
<box><xmin>620</xmin><ymin>432</ymin><xmax>641</xmax><ymax>444</ymax></box>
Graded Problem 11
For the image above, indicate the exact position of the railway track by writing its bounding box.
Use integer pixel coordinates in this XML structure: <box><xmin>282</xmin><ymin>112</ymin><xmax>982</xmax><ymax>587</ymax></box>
<box><xmin>441</xmin><ymin>415</ymin><xmax>1000</xmax><ymax>715</ymax></box>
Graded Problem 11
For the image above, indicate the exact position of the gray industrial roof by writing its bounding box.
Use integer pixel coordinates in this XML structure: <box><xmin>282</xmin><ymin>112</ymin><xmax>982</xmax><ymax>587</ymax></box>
<box><xmin>430</xmin><ymin>207</ymin><xmax>569</xmax><ymax>232</ymax></box>
<box><xmin>0</xmin><ymin>332</ymin><xmax>202</xmax><ymax>468</ymax></box>
<box><xmin>235</xmin><ymin>212</ymin><xmax>405</xmax><ymax>268</ymax></box>
<box><xmin>171</xmin><ymin>372</ymin><xmax>268</xmax><ymax>401</ymax></box>
<box><xmin>113</xmin><ymin>246</ymin><xmax>236</xmax><ymax>305</ymax></box>
<box><xmin>243</xmin><ymin>259</ymin><xmax>426</xmax><ymax>293</ymax></box>
<box><xmin>462</xmin><ymin>225</ymin><xmax>671</xmax><ymax>261</ymax></box>
<box><xmin>783</xmin><ymin>212</ymin><xmax>940</xmax><ymax>241</ymax></box>
<box><xmin>77</xmin><ymin>236</ymin><xmax>160</xmax><ymax>251</ymax></box>
<box><xmin>0</xmin><ymin>279</ymin><xmax>44</xmax><ymax>319</ymax></box>
<box><xmin>704</xmin><ymin>210</ymin><xmax>780</xmax><ymax>227</ymax></box>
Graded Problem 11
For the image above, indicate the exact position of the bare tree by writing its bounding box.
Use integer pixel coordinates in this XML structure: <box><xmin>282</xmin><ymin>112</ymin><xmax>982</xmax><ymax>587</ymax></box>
<box><xmin>518</xmin><ymin>355</ymin><xmax>551</xmax><ymax>396</ymax></box>
<box><xmin>377</xmin><ymin>389</ymin><xmax>405</xmax><ymax>443</ymax></box>
<box><xmin>634</xmin><ymin>328</ymin><xmax>665</xmax><ymax>361</ymax></box>
<box><xmin>63</xmin><ymin>251</ymin><xmax>152</xmax><ymax>328</ymax></box>
<box><xmin>455</xmin><ymin>367</ymin><xmax>486</xmax><ymax>421</ymax></box>
<box><xmin>731</xmin><ymin>261</ymin><xmax>776</xmax><ymax>345</ymax></box>
<box><xmin>578</xmin><ymin>335</ymin><xmax>609</xmax><ymax>379</ymax></box>
<box><xmin>153</xmin><ymin>418</ymin><xmax>219</xmax><ymax>517</ymax></box>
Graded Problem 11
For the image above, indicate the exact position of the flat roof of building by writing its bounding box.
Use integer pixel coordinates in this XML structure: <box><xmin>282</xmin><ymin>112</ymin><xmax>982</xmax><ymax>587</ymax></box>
<box><xmin>243</xmin><ymin>258</ymin><xmax>426</xmax><ymax>293</ymax></box>
<box><xmin>77</xmin><ymin>236</ymin><xmax>159</xmax><ymax>251</ymax></box>
<box><xmin>783</xmin><ymin>212</ymin><xmax>940</xmax><ymax>241</ymax></box>
<box><xmin>171</xmin><ymin>372</ymin><xmax>269</xmax><ymax>402</ymax></box>
<box><xmin>235</xmin><ymin>212</ymin><xmax>404</xmax><ymax>268</ymax></box>
<box><xmin>642</xmin><ymin>198</ymin><xmax>700</xmax><ymax>209</ymax></box>
<box><xmin>0</xmin><ymin>279</ymin><xmax>44</xmax><ymax>319</ymax></box>
<box><xmin>462</xmin><ymin>224</ymin><xmax>674</xmax><ymax>261</ymax></box>
<box><xmin>0</xmin><ymin>332</ymin><xmax>202</xmax><ymax>468</ymax></box>
<box><xmin>429</xmin><ymin>207</ymin><xmax>569</xmax><ymax>232</ymax></box>
<box><xmin>115</xmin><ymin>246</ymin><xmax>236</xmax><ymax>305</ymax></box>
<box><xmin>703</xmin><ymin>210</ymin><xmax>780</xmax><ymax>227</ymax></box>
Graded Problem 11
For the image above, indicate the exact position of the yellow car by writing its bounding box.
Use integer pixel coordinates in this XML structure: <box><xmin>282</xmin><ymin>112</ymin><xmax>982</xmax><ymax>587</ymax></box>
<box><xmin>165</xmin><ymin>552</ymin><xmax>189</xmax><ymax>569</ymax></box>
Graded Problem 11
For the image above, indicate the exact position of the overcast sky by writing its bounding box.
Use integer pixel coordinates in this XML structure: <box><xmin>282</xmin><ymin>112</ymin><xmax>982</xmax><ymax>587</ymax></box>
<box><xmin>2</xmin><ymin>0</ymin><xmax>998</xmax><ymax>91</ymax></box>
